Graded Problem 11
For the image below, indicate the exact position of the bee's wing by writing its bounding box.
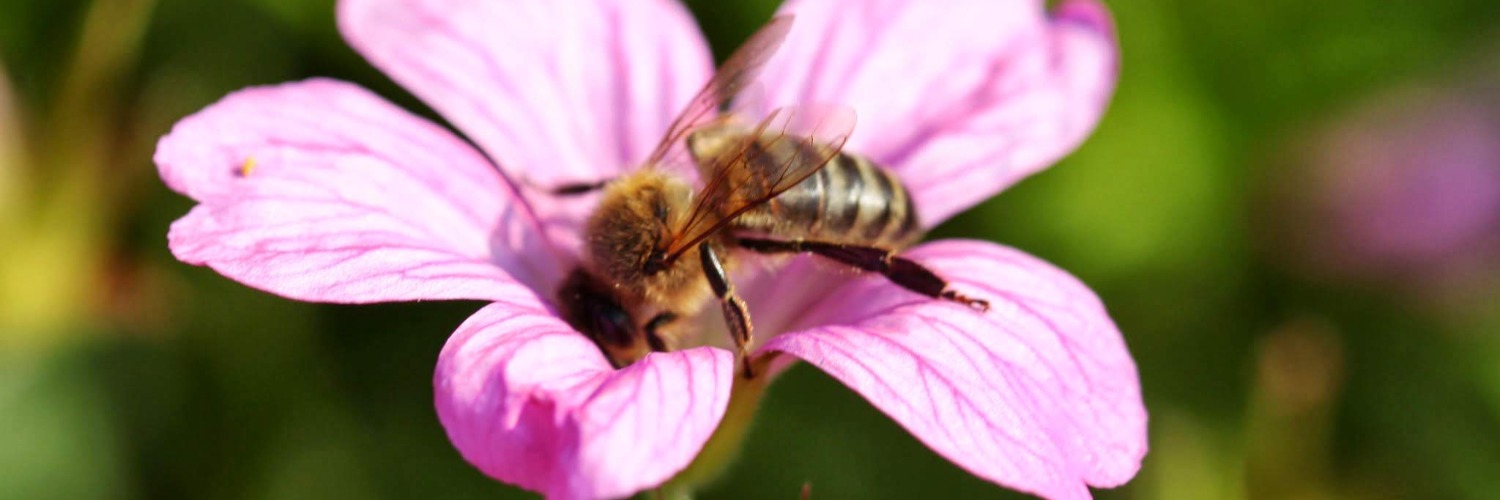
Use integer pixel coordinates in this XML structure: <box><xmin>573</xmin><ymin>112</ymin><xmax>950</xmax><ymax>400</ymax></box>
<box><xmin>662</xmin><ymin>104</ymin><xmax>856</xmax><ymax>261</ymax></box>
<box><xmin>640</xmin><ymin>16</ymin><xmax>794</xmax><ymax>172</ymax></box>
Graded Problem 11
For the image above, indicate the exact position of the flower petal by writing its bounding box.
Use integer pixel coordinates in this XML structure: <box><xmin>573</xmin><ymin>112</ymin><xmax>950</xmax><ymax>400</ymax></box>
<box><xmin>762</xmin><ymin>0</ymin><xmax>1119</xmax><ymax>226</ymax></box>
<box><xmin>338</xmin><ymin>0</ymin><xmax>712</xmax><ymax>255</ymax></box>
<box><xmin>157</xmin><ymin>78</ymin><xmax>558</xmax><ymax>302</ymax></box>
<box><xmin>337</xmin><ymin>0</ymin><xmax>711</xmax><ymax>184</ymax></box>
<box><xmin>436</xmin><ymin>292</ymin><xmax>734</xmax><ymax>500</ymax></box>
<box><xmin>760</xmin><ymin>240</ymin><xmax>1146</xmax><ymax>500</ymax></box>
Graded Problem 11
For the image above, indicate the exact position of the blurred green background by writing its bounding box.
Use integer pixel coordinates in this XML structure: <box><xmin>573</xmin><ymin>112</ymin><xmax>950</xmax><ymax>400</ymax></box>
<box><xmin>1</xmin><ymin>0</ymin><xmax>1496</xmax><ymax>498</ymax></box>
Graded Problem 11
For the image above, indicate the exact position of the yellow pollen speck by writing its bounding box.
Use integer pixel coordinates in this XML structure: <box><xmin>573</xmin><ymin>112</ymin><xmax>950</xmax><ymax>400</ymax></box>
<box><xmin>238</xmin><ymin>157</ymin><xmax>257</xmax><ymax>177</ymax></box>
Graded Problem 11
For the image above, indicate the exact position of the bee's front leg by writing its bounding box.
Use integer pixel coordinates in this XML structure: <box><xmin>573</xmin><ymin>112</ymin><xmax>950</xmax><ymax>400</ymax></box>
<box><xmin>698</xmin><ymin>242</ymin><xmax>756</xmax><ymax>379</ymax></box>
<box><xmin>548</xmin><ymin>179</ymin><xmax>612</xmax><ymax>196</ymax></box>
<box><xmin>521</xmin><ymin>177</ymin><xmax>614</xmax><ymax>196</ymax></box>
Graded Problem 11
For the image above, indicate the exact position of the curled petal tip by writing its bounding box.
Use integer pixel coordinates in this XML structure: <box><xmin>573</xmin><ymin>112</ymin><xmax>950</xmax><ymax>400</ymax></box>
<box><xmin>1054</xmin><ymin>0</ymin><xmax>1118</xmax><ymax>39</ymax></box>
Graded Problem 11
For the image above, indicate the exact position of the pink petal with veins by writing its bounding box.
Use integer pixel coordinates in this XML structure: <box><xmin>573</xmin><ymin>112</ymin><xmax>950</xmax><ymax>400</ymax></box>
<box><xmin>157</xmin><ymin>78</ymin><xmax>557</xmax><ymax>301</ymax></box>
<box><xmin>338</xmin><ymin>0</ymin><xmax>714</xmax><ymax>254</ymax></box>
<box><xmin>761</xmin><ymin>0</ymin><xmax>1119</xmax><ymax>226</ymax></box>
<box><xmin>436</xmin><ymin>292</ymin><xmax>734</xmax><ymax>500</ymax></box>
<box><xmin>761</xmin><ymin>240</ymin><xmax>1146</xmax><ymax>500</ymax></box>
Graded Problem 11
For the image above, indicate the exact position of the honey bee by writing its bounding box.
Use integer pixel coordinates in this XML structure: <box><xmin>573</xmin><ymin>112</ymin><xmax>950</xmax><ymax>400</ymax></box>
<box><xmin>553</xmin><ymin>16</ymin><xmax>987</xmax><ymax>378</ymax></box>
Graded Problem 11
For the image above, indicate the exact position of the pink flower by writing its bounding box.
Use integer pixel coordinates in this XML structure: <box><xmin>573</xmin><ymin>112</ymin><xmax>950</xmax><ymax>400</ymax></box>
<box><xmin>155</xmin><ymin>0</ymin><xmax>1146</xmax><ymax>499</ymax></box>
<box><xmin>1267</xmin><ymin>76</ymin><xmax>1500</xmax><ymax>306</ymax></box>
<box><xmin>1311</xmin><ymin>86</ymin><xmax>1500</xmax><ymax>275</ymax></box>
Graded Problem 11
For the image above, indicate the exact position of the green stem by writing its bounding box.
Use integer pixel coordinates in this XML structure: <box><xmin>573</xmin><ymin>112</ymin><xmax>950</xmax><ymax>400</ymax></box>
<box><xmin>1</xmin><ymin>0</ymin><xmax>156</xmax><ymax>344</ymax></box>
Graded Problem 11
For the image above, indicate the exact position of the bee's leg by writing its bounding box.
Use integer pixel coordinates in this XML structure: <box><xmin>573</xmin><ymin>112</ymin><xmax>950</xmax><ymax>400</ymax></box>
<box><xmin>546</xmin><ymin>179</ymin><xmax>612</xmax><ymax>196</ymax></box>
<box><xmin>518</xmin><ymin>177</ymin><xmax>613</xmax><ymax>196</ymax></box>
<box><xmin>643</xmin><ymin>312</ymin><xmax>677</xmax><ymax>352</ymax></box>
<box><xmin>699</xmin><ymin>242</ymin><xmax>756</xmax><ymax>379</ymax></box>
<box><xmin>736</xmin><ymin>237</ymin><xmax>990</xmax><ymax>312</ymax></box>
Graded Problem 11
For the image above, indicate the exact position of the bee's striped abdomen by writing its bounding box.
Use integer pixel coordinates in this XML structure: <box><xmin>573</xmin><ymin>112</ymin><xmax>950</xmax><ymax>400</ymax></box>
<box><xmin>766</xmin><ymin>150</ymin><xmax>921</xmax><ymax>248</ymax></box>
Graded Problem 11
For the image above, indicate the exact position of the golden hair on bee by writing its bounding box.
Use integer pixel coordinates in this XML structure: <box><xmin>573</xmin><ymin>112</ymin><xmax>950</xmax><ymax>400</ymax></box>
<box><xmin>582</xmin><ymin>170</ymin><xmax>720</xmax><ymax>309</ymax></box>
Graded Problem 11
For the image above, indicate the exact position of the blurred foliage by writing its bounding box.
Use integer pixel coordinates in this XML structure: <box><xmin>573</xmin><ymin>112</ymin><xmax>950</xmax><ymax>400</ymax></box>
<box><xmin>1</xmin><ymin>0</ymin><xmax>1497</xmax><ymax>499</ymax></box>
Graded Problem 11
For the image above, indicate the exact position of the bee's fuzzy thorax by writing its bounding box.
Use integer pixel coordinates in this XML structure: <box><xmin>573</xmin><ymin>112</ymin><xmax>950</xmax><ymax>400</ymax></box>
<box><xmin>583</xmin><ymin>171</ymin><xmax>720</xmax><ymax>313</ymax></box>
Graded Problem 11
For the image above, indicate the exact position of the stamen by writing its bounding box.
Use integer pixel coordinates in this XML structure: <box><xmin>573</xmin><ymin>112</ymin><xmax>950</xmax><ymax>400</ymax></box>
<box><xmin>237</xmin><ymin>157</ymin><xmax>258</xmax><ymax>177</ymax></box>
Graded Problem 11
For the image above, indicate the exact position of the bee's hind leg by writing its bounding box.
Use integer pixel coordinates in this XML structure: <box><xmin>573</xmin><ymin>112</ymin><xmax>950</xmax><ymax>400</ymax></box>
<box><xmin>698</xmin><ymin>242</ymin><xmax>756</xmax><ymax>379</ymax></box>
<box><xmin>736</xmin><ymin>237</ymin><xmax>990</xmax><ymax>312</ymax></box>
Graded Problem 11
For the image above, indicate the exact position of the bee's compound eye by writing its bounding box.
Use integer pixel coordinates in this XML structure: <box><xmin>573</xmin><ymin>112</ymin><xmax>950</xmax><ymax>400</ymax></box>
<box><xmin>598</xmin><ymin>306</ymin><xmax>633</xmax><ymax>345</ymax></box>
<box><xmin>559</xmin><ymin>270</ymin><xmax>638</xmax><ymax>354</ymax></box>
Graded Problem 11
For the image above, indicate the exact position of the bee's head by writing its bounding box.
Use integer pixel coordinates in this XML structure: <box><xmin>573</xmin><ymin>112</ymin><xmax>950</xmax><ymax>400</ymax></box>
<box><xmin>556</xmin><ymin>268</ymin><xmax>649</xmax><ymax>368</ymax></box>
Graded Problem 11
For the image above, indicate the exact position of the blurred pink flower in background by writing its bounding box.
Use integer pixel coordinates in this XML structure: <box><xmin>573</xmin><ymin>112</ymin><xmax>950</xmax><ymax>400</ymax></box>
<box><xmin>155</xmin><ymin>0</ymin><xmax>1146</xmax><ymax>499</ymax></box>
<box><xmin>1319</xmin><ymin>90</ymin><xmax>1499</xmax><ymax>270</ymax></box>
<box><xmin>1275</xmin><ymin>71</ymin><xmax>1500</xmax><ymax>303</ymax></box>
